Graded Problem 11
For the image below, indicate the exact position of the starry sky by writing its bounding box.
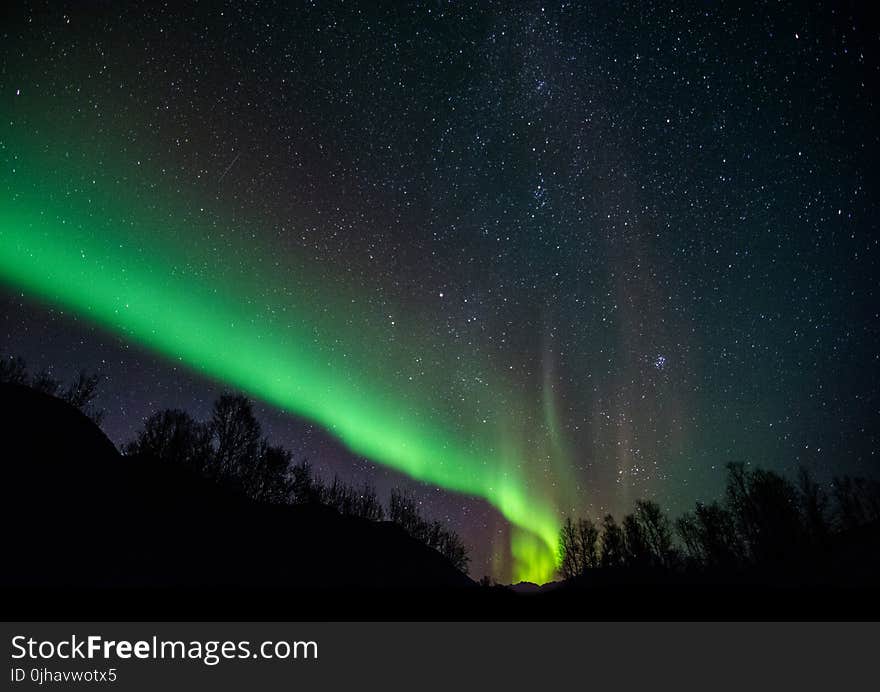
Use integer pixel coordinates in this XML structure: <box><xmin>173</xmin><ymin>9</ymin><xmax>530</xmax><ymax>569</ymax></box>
<box><xmin>1</xmin><ymin>1</ymin><xmax>878</xmax><ymax>582</ymax></box>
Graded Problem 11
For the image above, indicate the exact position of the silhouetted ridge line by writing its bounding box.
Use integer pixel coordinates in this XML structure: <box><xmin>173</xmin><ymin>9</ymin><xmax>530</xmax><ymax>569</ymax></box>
<box><xmin>123</xmin><ymin>392</ymin><xmax>470</xmax><ymax>573</ymax></box>
<box><xmin>0</xmin><ymin>381</ymin><xmax>473</xmax><ymax>593</ymax></box>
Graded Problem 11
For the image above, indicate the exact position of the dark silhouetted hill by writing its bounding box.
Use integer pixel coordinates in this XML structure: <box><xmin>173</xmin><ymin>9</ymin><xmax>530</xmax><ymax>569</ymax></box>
<box><xmin>0</xmin><ymin>383</ymin><xmax>473</xmax><ymax>613</ymax></box>
<box><xmin>509</xmin><ymin>581</ymin><xmax>561</xmax><ymax>594</ymax></box>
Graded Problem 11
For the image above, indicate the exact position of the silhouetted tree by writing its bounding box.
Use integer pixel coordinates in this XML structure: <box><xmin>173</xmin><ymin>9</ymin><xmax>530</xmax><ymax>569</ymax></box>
<box><xmin>326</xmin><ymin>474</ymin><xmax>357</xmax><ymax>515</ymax></box>
<box><xmin>559</xmin><ymin>516</ymin><xmax>600</xmax><ymax>578</ymax></box>
<box><xmin>558</xmin><ymin>517</ymin><xmax>580</xmax><ymax>580</ymax></box>
<box><xmin>797</xmin><ymin>466</ymin><xmax>830</xmax><ymax>546</ymax></box>
<box><xmin>124</xmin><ymin>408</ymin><xmax>212</xmax><ymax>473</ymax></box>
<box><xmin>325</xmin><ymin>475</ymin><xmax>385</xmax><ymax>520</ymax></box>
<box><xmin>676</xmin><ymin>511</ymin><xmax>704</xmax><ymax>566</ymax></box>
<box><xmin>635</xmin><ymin>499</ymin><xmax>677</xmax><ymax>568</ymax></box>
<box><xmin>559</xmin><ymin>501</ymin><xmax>676</xmax><ymax>574</ymax></box>
<box><xmin>210</xmin><ymin>394</ymin><xmax>261</xmax><ymax>481</ymax></box>
<box><xmin>246</xmin><ymin>442</ymin><xmax>291</xmax><ymax>503</ymax></box>
<box><xmin>577</xmin><ymin>517</ymin><xmax>600</xmax><ymax>572</ymax></box>
<box><xmin>679</xmin><ymin>465</ymin><xmax>880</xmax><ymax>576</ymax></box>
<box><xmin>622</xmin><ymin>512</ymin><xmax>652</xmax><ymax>568</ymax></box>
<box><xmin>354</xmin><ymin>482</ymin><xmax>384</xmax><ymax>521</ymax></box>
<box><xmin>725</xmin><ymin>462</ymin><xmax>806</xmax><ymax>565</ymax></box>
<box><xmin>388</xmin><ymin>488</ymin><xmax>423</xmax><ymax>537</ymax></box>
<box><xmin>62</xmin><ymin>369</ymin><xmax>103</xmax><ymax>419</ymax></box>
<box><xmin>599</xmin><ymin>514</ymin><xmax>625</xmax><ymax>568</ymax></box>
<box><xmin>436</xmin><ymin>526</ymin><xmax>469</xmax><ymax>573</ymax></box>
<box><xmin>676</xmin><ymin>501</ymin><xmax>744</xmax><ymax>570</ymax></box>
<box><xmin>290</xmin><ymin>459</ymin><xmax>326</xmax><ymax>505</ymax></box>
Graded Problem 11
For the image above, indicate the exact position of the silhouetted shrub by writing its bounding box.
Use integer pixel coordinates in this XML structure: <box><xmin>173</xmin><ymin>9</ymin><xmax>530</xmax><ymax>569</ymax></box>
<box><xmin>0</xmin><ymin>356</ymin><xmax>104</xmax><ymax>423</ymax></box>
<box><xmin>62</xmin><ymin>370</ymin><xmax>104</xmax><ymax>424</ymax></box>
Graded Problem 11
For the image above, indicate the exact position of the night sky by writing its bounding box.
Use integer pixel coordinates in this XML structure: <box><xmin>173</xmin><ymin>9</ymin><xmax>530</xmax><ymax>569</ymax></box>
<box><xmin>1</xmin><ymin>1</ymin><xmax>877</xmax><ymax>582</ymax></box>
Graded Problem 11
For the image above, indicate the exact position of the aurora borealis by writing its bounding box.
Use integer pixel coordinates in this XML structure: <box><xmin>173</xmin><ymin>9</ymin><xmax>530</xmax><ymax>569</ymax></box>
<box><xmin>2</xmin><ymin>115</ymin><xmax>577</xmax><ymax>579</ymax></box>
<box><xmin>1</xmin><ymin>2</ymin><xmax>878</xmax><ymax>583</ymax></box>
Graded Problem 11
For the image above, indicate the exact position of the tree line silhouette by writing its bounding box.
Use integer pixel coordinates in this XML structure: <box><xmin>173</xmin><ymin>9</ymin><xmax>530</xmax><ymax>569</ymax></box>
<box><xmin>0</xmin><ymin>356</ymin><xmax>469</xmax><ymax>573</ymax></box>
<box><xmin>558</xmin><ymin>463</ymin><xmax>880</xmax><ymax>581</ymax></box>
<box><xmin>5</xmin><ymin>354</ymin><xmax>878</xmax><ymax>585</ymax></box>
<box><xmin>123</xmin><ymin>394</ymin><xmax>472</xmax><ymax>573</ymax></box>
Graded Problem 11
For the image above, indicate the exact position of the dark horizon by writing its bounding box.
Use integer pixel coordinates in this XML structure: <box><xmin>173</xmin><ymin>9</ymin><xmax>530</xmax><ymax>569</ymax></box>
<box><xmin>2</xmin><ymin>376</ymin><xmax>879</xmax><ymax>624</ymax></box>
<box><xmin>2</xmin><ymin>368</ymin><xmax>879</xmax><ymax>598</ymax></box>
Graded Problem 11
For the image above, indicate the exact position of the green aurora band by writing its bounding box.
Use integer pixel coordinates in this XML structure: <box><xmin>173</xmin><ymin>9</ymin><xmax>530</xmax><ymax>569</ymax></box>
<box><xmin>0</xmin><ymin>131</ymin><xmax>575</xmax><ymax>583</ymax></box>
